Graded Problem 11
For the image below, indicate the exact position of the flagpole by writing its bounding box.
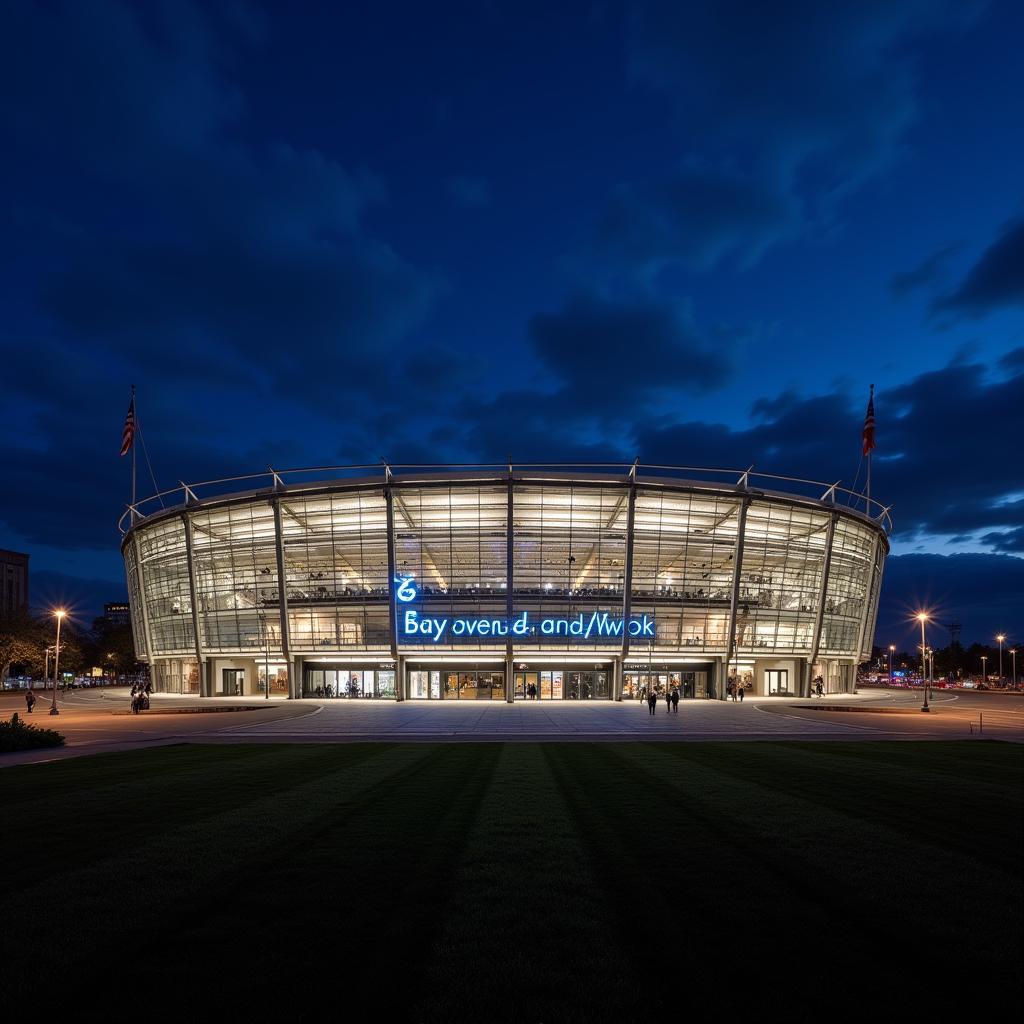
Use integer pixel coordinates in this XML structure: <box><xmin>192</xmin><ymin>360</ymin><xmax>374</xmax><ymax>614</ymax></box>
<box><xmin>866</xmin><ymin>383</ymin><xmax>873</xmax><ymax>512</ymax></box>
<box><xmin>130</xmin><ymin>385</ymin><xmax>136</xmax><ymax>528</ymax></box>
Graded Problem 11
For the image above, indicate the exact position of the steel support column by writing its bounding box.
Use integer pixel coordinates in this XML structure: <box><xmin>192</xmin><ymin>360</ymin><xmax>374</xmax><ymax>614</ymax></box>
<box><xmin>271</xmin><ymin>497</ymin><xmax>296</xmax><ymax>698</ymax></box>
<box><xmin>805</xmin><ymin>512</ymin><xmax>838</xmax><ymax>698</ymax></box>
<box><xmin>855</xmin><ymin>533</ymin><xmax>882</xmax><ymax>667</ymax></box>
<box><xmin>180</xmin><ymin>511</ymin><xmax>208</xmax><ymax>698</ymax></box>
<box><xmin>384</xmin><ymin>474</ymin><xmax>403</xmax><ymax>700</ymax></box>
<box><xmin>721</xmin><ymin>497</ymin><xmax>752</xmax><ymax>701</ymax></box>
<box><xmin>130</xmin><ymin>535</ymin><xmax>155</xmax><ymax>674</ymax></box>
<box><xmin>617</xmin><ymin>462</ymin><xmax>639</xmax><ymax>700</ymax></box>
<box><xmin>505</xmin><ymin>465</ymin><xmax>515</xmax><ymax>702</ymax></box>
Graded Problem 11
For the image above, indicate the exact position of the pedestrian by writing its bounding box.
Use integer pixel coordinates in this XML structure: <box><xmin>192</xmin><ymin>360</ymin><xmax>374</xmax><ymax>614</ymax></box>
<box><xmin>815</xmin><ymin>677</ymin><xmax>824</xmax><ymax>698</ymax></box>
<box><xmin>738</xmin><ymin>684</ymin><xmax>744</xmax><ymax>703</ymax></box>
<box><xmin>647</xmin><ymin>690</ymin><xmax>658</xmax><ymax>716</ymax></box>
<box><xmin>25</xmin><ymin>689</ymin><xmax>36</xmax><ymax>714</ymax></box>
<box><xmin>671</xmin><ymin>687</ymin><xmax>679</xmax><ymax>713</ymax></box>
<box><xmin>665</xmin><ymin>688</ymin><xmax>672</xmax><ymax>713</ymax></box>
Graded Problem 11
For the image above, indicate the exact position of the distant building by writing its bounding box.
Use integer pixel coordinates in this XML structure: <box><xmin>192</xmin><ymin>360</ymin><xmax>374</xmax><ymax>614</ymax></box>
<box><xmin>0</xmin><ymin>550</ymin><xmax>29</xmax><ymax>615</ymax></box>
<box><xmin>104</xmin><ymin>602</ymin><xmax>131</xmax><ymax>627</ymax></box>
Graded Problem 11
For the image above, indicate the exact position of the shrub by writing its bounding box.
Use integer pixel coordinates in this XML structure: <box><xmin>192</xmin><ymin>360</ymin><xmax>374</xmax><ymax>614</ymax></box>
<box><xmin>0</xmin><ymin>711</ymin><xmax>65</xmax><ymax>752</ymax></box>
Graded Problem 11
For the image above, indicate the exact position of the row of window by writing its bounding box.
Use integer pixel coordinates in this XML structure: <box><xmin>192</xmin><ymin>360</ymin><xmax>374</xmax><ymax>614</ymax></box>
<box><xmin>128</xmin><ymin>487</ymin><xmax>883</xmax><ymax>659</ymax></box>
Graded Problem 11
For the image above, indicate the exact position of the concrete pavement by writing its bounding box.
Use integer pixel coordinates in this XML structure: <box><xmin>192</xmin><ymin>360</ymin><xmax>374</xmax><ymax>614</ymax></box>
<box><xmin>2</xmin><ymin>684</ymin><xmax>1021</xmax><ymax>766</ymax></box>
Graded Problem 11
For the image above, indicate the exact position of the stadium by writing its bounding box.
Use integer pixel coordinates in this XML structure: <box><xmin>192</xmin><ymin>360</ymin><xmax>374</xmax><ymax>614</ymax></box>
<box><xmin>119</xmin><ymin>463</ymin><xmax>890</xmax><ymax>702</ymax></box>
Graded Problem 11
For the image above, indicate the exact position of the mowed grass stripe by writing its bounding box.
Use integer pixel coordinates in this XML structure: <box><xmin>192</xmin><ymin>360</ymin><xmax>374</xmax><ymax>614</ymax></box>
<box><xmin>0</xmin><ymin>741</ymin><xmax>1020</xmax><ymax>1021</ymax></box>
<box><xmin>542</xmin><ymin>742</ymin><xmax>863</xmax><ymax>1017</ymax></box>
<box><xmin>0</xmin><ymin>744</ymin><xmax>386</xmax><ymax>889</ymax></box>
<box><xmin>136</xmin><ymin>744</ymin><xmax>505</xmax><ymax>1021</ymax></box>
<box><xmin>622</xmin><ymin>743</ymin><xmax>1020</xmax><ymax>967</ymax></box>
<box><xmin>412</xmin><ymin>744</ymin><xmax>638</xmax><ymax>1022</ymax></box>
<box><xmin>660</xmin><ymin>740</ymin><xmax>1023</xmax><ymax>874</ymax></box>
<box><xmin>0</xmin><ymin>744</ymin><xmax>431</xmax><ymax>979</ymax></box>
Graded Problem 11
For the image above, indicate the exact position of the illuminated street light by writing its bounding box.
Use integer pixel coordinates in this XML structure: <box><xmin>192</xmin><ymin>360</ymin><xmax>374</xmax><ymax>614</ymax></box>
<box><xmin>1012</xmin><ymin>649</ymin><xmax>1017</xmax><ymax>688</ymax></box>
<box><xmin>996</xmin><ymin>634</ymin><xmax>1006</xmax><ymax>683</ymax></box>
<box><xmin>888</xmin><ymin>644</ymin><xmax>895</xmax><ymax>686</ymax></box>
<box><xmin>981</xmin><ymin>655</ymin><xmax>987</xmax><ymax>684</ymax></box>
<box><xmin>916</xmin><ymin>612</ymin><xmax>930</xmax><ymax>712</ymax></box>
<box><xmin>49</xmin><ymin>609</ymin><xmax>66</xmax><ymax>717</ymax></box>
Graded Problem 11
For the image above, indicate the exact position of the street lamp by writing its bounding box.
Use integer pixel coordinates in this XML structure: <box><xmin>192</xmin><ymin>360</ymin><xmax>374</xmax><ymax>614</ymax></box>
<box><xmin>49</xmin><ymin>609</ymin><xmax>66</xmax><ymax>716</ymax></box>
<box><xmin>888</xmin><ymin>644</ymin><xmax>895</xmax><ymax>686</ymax></box>
<box><xmin>996</xmin><ymin>634</ymin><xmax>1006</xmax><ymax>683</ymax></box>
<box><xmin>917</xmin><ymin>612</ymin><xmax>930</xmax><ymax>712</ymax></box>
<box><xmin>981</xmin><ymin>655</ymin><xmax>987</xmax><ymax>684</ymax></box>
<box><xmin>1011</xmin><ymin>649</ymin><xmax>1017</xmax><ymax>688</ymax></box>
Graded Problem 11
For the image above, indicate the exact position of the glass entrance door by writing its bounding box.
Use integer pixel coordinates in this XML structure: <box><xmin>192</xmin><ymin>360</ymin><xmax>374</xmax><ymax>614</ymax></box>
<box><xmin>220</xmin><ymin>668</ymin><xmax>244</xmax><ymax>696</ymax></box>
<box><xmin>566</xmin><ymin>671</ymin><xmax>608</xmax><ymax>699</ymax></box>
<box><xmin>515</xmin><ymin>671</ymin><xmax>540</xmax><ymax>699</ymax></box>
<box><xmin>766</xmin><ymin>669</ymin><xmax>791</xmax><ymax>695</ymax></box>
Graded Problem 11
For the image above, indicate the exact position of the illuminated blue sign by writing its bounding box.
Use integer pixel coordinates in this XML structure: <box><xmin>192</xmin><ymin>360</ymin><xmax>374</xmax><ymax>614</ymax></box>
<box><xmin>401</xmin><ymin>608</ymin><xmax>655</xmax><ymax>643</ymax></box>
<box><xmin>393</xmin><ymin>576</ymin><xmax>654</xmax><ymax>643</ymax></box>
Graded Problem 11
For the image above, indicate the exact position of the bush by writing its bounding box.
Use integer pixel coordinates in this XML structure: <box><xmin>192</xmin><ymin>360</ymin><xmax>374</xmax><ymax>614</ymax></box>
<box><xmin>0</xmin><ymin>711</ymin><xmax>65</xmax><ymax>752</ymax></box>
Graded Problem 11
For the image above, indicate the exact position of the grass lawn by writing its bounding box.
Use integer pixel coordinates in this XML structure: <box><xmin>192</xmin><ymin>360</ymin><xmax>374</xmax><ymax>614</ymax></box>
<box><xmin>1</xmin><ymin>741</ymin><xmax>1020</xmax><ymax>1020</ymax></box>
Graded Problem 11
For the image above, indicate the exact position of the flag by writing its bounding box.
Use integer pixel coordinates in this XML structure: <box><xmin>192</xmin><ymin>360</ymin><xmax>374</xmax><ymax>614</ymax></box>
<box><xmin>120</xmin><ymin>395</ymin><xmax>136</xmax><ymax>457</ymax></box>
<box><xmin>861</xmin><ymin>386</ymin><xmax>875</xmax><ymax>456</ymax></box>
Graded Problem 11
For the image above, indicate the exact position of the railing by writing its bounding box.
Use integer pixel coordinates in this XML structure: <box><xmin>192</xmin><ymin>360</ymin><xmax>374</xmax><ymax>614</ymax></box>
<box><xmin>118</xmin><ymin>461</ymin><xmax>893</xmax><ymax>535</ymax></box>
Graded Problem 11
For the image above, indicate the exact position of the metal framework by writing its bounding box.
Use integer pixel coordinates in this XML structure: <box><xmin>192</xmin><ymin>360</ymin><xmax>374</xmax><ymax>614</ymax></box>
<box><xmin>122</xmin><ymin>463</ymin><xmax>890</xmax><ymax>700</ymax></box>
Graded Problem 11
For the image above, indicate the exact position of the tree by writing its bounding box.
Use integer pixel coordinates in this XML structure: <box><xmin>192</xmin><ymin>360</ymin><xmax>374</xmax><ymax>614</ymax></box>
<box><xmin>82</xmin><ymin>615</ymin><xmax>141</xmax><ymax>677</ymax></box>
<box><xmin>0</xmin><ymin>610</ymin><xmax>46</xmax><ymax>682</ymax></box>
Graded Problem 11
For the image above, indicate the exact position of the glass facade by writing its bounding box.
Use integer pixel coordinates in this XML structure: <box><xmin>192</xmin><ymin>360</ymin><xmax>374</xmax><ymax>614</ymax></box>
<box><xmin>124</xmin><ymin>470</ymin><xmax>888</xmax><ymax>696</ymax></box>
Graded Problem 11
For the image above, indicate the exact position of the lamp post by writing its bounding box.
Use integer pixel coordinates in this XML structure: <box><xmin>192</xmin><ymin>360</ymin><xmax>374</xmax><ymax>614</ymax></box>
<box><xmin>996</xmin><ymin>634</ymin><xmax>1005</xmax><ymax>683</ymax></box>
<box><xmin>49</xmin><ymin>609</ymin><xmax>66</xmax><ymax>716</ymax></box>
<box><xmin>888</xmin><ymin>644</ymin><xmax>895</xmax><ymax>686</ymax></box>
<box><xmin>1011</xmin><ymin>649</ymin><xmax>1017</xmax><ymax>688</ymax></box>
<box><xmin>981</xmin><ymin>655</ymin><xmax>987</xmax><ymax>685</ymax></box>
<box><xmin>917</xmin><ymin>612</ymin><xmax>929</xmax><ymax>712</ymax></box>
<box><xmin>259</xmin><ymin>610</ymin><xmax>270</xmax><ymax>701</ymax></box>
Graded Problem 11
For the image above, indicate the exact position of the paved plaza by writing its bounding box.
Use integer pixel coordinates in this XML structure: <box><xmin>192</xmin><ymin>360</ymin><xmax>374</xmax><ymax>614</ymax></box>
<box><xmin>3</xmin><ymin>686</ymin><xmax>1022</xmax><ymax>765</ymax></box>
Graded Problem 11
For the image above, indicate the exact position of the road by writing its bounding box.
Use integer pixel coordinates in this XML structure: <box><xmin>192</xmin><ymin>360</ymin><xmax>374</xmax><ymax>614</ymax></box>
<box><xmin>2</xmin><ymin>684</ymin><xmax>1021</xmax><ymax>766</ymax></box>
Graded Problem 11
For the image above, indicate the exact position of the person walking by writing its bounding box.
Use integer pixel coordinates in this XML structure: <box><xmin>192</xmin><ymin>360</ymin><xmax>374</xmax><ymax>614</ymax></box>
<box><xmin>738</xmin><ymin>684</ymin><xmax>744</xmax><ymax>703</ymax></box>
<box><xmin>25</xmin><ymin>689</ymin><xmax>36</xmax><ymax>714</ymax></box>
<box><xmin>647</xmin><ymin>690</ymin><xmax>658</xmax><ymax>716</ymax></box>
<box><xmin>815</xmin><ymin>677</ymin><xmax>824</xmax><ymax>698</ymax></box>
<box><xmin>671</xmin><ymin>687</ymin><xmax>679</xmax><ymax>713</ymax></box>
<box><xmin>665</xmin><ymin>688</ymin><xmax>672</xmax><ymax>713</ymax></box>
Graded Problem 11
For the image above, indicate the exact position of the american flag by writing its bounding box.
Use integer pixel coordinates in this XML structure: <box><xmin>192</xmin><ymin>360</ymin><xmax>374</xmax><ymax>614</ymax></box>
<box><xmin>861</xmin><ymin>386</ymin><xmax>876</xmax><ymax>456</ymax></box>
<box><xmin>120</xmin><ymin>395</ymin><xmax>136</xmax><ymax>457</ymax></box>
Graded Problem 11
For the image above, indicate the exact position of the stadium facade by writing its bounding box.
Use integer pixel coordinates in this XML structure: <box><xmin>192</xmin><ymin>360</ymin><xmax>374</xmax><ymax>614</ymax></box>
<box><xmin>119</xmin><ymin>464</ymin><xmax>890</xmax><ymax>702</ymax></box>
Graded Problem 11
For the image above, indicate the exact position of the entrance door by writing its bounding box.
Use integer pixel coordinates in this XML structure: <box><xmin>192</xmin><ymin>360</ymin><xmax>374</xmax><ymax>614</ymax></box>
<box><xmin>766</xmin><ymin>669</ymin><xmax>791</xmax><ymax>695</ymax></box>
<box><xmin>220</xmin><ymin>668</ymin><xmax>244</xmax><ymax>696</ymax></box>
<box><xmin>516</xmin><ymin>671</ymin><xmax>540</xmax><ymax>699</ymax></box>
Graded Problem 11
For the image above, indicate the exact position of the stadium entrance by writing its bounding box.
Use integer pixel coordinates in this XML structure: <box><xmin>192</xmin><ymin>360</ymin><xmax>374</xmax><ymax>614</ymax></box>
<box><xmin>407</xmin><ymin>666</ymin><xmax>505</xmax><ymax>700</ymax></box>
<box><xmin>622</xmin><ymin>664</ymin><xmax>714</xmax><ymax>700</ymax></box>
<box><xmin>513</xmin><ymin>668</ymin><xmax>610</xmax><ymax>700</ymax></box>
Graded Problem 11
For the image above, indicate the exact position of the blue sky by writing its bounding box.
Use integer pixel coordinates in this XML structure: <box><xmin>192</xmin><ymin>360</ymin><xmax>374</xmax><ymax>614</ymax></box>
<box><xmin>1</xmin><ymin>0</ymin><xmax>1021</xmax><ymax>648</ymax></box>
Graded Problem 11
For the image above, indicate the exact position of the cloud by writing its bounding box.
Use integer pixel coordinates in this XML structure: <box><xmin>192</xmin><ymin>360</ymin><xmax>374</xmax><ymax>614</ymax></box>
<box><xmin>877</xmin><ymin>553</ymin><xmax>1024</xmax><ymax>647</ymax></box>
<box><xmin>890</xmin><ymin>242</ymin><xmax>963</xmax><ymax>298</ymax></box>
<box><xmin>600</xmin><ymin>1</ymin><xmax>987</xmax><ymax>273</ymax></box>
<box><xmin>445</xmin><ymin>176</ymin><xmax>491</xmax><ymax>208</ymax></box>
<box><xmin>3</xmin><ymin>1</ymin><xmax>445</xmax><ymax>408</ymax></box>
<box><xmin>529</xmin><ymin>292</ymin><xmax>738</xmax><ymax>399</ymax></box>
<box><xmin>590</xmin><ymin>161</ymin><xmax>800</xmax><ymax>275</ymax></box>
<box><xmin>934</xmin><ymin>218</ymin><xmax>1024</xmax><ymax>316</ymax></box>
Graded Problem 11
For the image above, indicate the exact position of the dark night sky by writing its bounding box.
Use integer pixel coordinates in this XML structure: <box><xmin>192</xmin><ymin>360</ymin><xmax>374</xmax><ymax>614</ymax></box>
<box><xmin>1</xmin><ymin>1</ymin><xmax>1021</xmax><ymax>651</ymax></box>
